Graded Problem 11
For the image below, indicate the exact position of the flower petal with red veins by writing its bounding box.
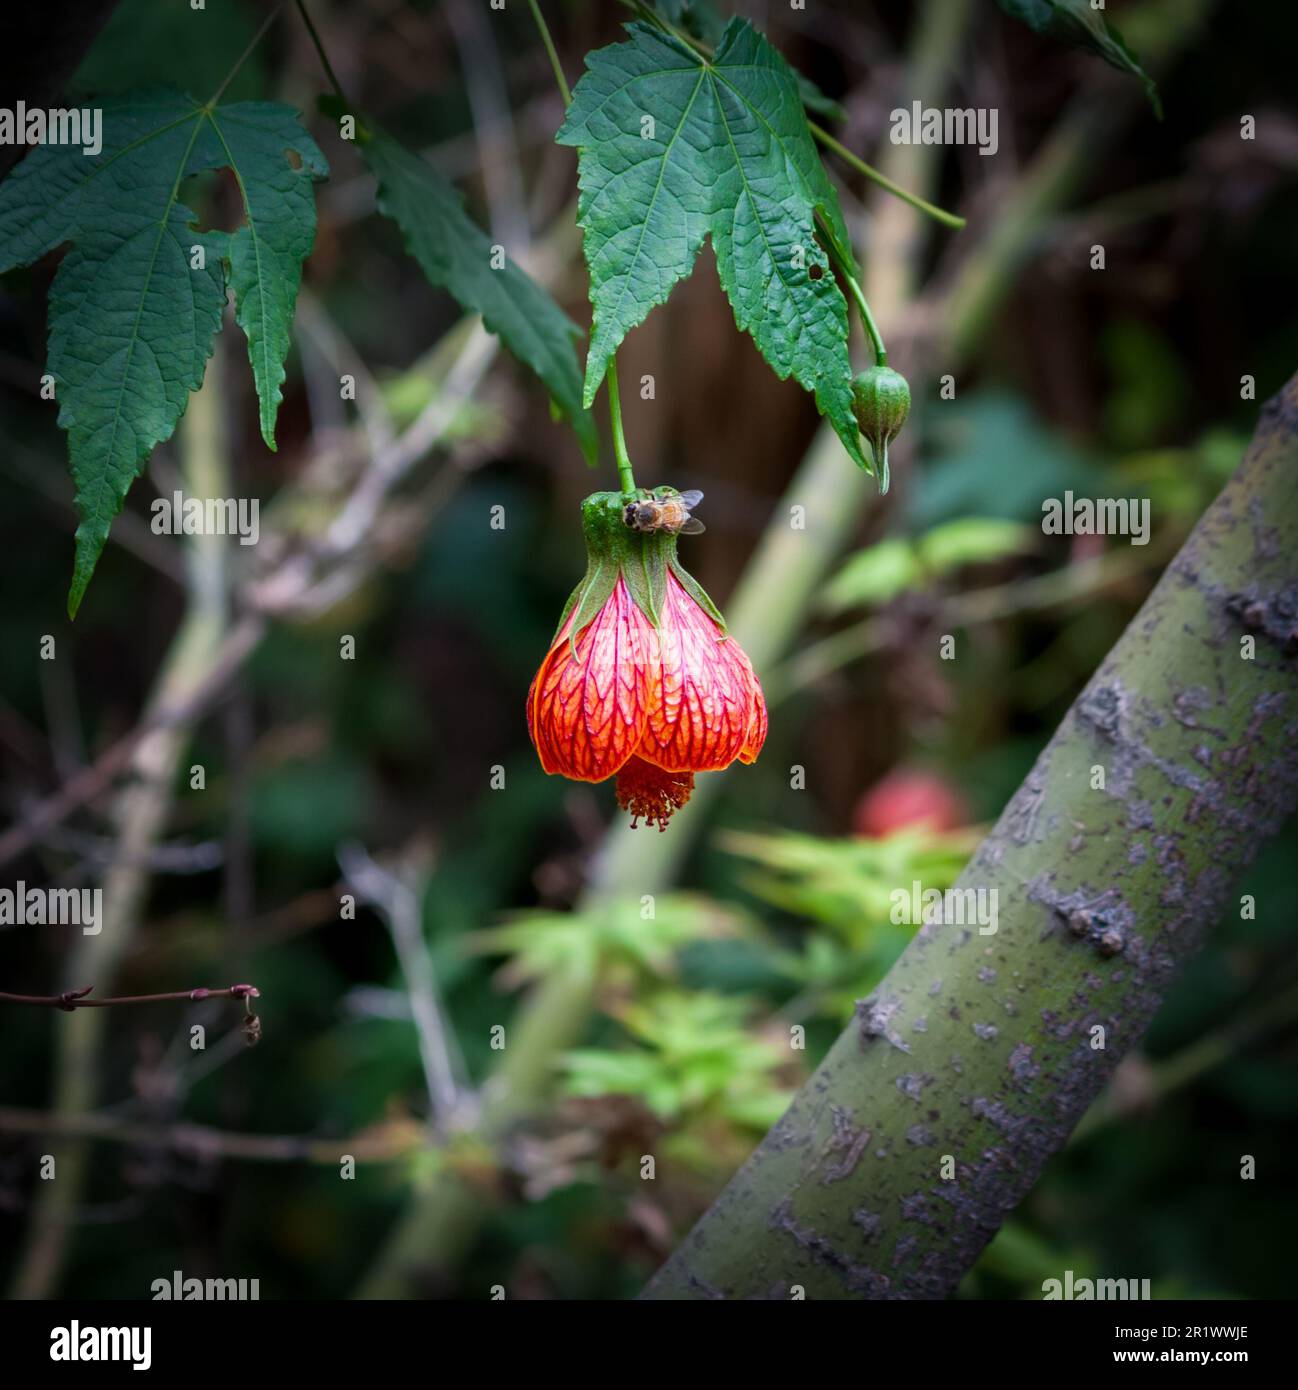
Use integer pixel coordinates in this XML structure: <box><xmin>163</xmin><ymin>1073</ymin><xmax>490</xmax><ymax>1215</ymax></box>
<box><xmin>528</xmin><ymin>578</ymin><xmax>654</xmax><ymax>781</ymax></box>
<box><xmin>739</xmin><ymin>672</ymin><xmax>768</xmax><ymax>765</ymax></box>
<box><xmin>637</xmin><ymin>572</ymin><xmax>760</xmax><ymax>773</ymax></box>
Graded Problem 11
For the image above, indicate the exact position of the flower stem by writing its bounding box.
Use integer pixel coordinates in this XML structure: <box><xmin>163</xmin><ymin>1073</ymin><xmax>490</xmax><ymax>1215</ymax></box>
<box><xmin>626</xmin><ymin>0</ymin><xmax>704</xmax><ymax>51</ymax></box>
<box><xmin>808</xmin><ymin>119</ymin><xmax>966</xmax><ymax>230</ymax></box>
<box><xmin>819</xmin><ymin>218</ymin><xmax>888</xmax><ymax>367</ymax></box>
<box><xmin>606</xmin><ymin>359</ymin><xmax>637</xmax><ymax>495</ymax></box>
<box><xmin>526</xmin><ymin>0</ymin><xmax>572</xmax><ymax>107</ymax></box>
<box><xmin>293</xmin><ymin>0</ymin><xmax>348</xmax><ymax>106</ymax></box>
<box><xmin>850</xmin><ymin>275</ymin><xmax>888</xmax><ymax>367</ymax></box>
<box><xmin>207</xmin><ymin>3</ymin><xmax>281</xmax><ymax>107</ymax></box>
<box><xmin>527</xmin><ymin>0</ymin><xmax>635</xmax><ymax>491</ymax></box>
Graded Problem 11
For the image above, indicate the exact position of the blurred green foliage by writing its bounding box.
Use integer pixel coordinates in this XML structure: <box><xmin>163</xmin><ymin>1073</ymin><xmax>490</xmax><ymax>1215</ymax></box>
<box><xmin>821</xmin><ymin>517</ymin><xmax>1035</xmax><ymax>611</ymax></box>
<box><xmin>562</xmin><ymin>992</ymin><xmax>791</xmax><ymax>1130</ymax></box>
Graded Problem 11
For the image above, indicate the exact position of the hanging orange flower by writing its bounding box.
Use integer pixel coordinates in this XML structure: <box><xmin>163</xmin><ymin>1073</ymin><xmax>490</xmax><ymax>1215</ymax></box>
<box><xmin>527</xmin><ymin>489</ymin><xmax>767</xmax><ymax>830</ymax></box>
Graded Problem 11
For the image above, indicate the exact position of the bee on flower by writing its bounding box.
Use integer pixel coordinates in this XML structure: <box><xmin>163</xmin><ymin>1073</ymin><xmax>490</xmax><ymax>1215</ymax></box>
<box><xmin>527</xmin><ymin>488</ymin><xmax>767</xmax><ymax>830</ymax></box>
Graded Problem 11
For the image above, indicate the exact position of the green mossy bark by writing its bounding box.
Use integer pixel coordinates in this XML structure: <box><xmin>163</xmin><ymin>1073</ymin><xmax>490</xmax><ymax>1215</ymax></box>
<box><xmin>644</xmin><ymin>372</ymin><xmax>1298</xmax><ymax>1300</ymax></box>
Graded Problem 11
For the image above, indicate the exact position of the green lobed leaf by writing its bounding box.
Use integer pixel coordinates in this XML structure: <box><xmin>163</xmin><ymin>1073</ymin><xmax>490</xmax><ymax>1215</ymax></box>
<box><xmin>557</xmin><ymin>18</ymin><xmax>868</xmax><ymax>469</ymax></box>
<box><xmin>651</xmin><ymin>1</ymin><xmax>847</xmax><ymax>120</ymax></box>
<box><xmin>363</xmin><ymin>127</ymin><xmax>598</xmax><ymax>465</ymax></box>
<box><xmin>996</xmin><ymin>0</ymin><xmax>1161</xmax><ymax>117</ymax></box>
<box><xmin>216</xmin><ymin>104</ymin><xmax>329</xmax><ymax>450</ymax></box>
<box><xmin>0</xmin><ymin>87</ymin><xmax>327</xmax><ymax>616</ymax></box>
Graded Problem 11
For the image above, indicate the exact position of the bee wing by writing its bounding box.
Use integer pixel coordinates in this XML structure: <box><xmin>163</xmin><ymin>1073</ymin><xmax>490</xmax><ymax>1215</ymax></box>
<box><xmin>679</xmin><ymin>516</ymin><xmax>706</xmax><ymax>535</ymax></box>
<box><xmin>678</xmin><ymin>489</ymin><xmax>705</xmax><ymax>509</ymax></box>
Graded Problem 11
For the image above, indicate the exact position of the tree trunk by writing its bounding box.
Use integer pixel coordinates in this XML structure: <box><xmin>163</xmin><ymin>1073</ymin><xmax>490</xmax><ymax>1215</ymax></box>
<box><xmin>643</xmin><ymin>371</ymin><xmax>1298</xmax><ymax>1300</ymax></box>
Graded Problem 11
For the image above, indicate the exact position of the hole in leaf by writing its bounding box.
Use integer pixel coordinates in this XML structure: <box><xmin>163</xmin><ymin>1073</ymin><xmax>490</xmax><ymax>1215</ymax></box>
<box><xmin>808</xmin><ymin>264</ymin><xmax>824</xmax><ymax>281</ymax></box>
<box><xmin>178</xmin><ymin>169</ymin><xmax>246</xmax><ymax>233</ymax></box>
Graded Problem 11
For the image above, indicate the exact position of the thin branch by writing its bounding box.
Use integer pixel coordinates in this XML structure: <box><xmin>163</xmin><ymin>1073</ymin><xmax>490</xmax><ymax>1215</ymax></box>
<box><xmin>294</xmin><ymin>289</ymin><xmax>396</xmax><ymax>459</ymax></box>
<box><xmin>0</xmin><ymin>1107</ymin><xmax>418</xmax><ymax>1165</ymax></box>
<box><xmin>816</xmin><ymin>213</ymin><xmax>887</xmax><ymax>364</ymax></box>
<box><xmin>27</xmin><ymin>824</ymin><xmax>224</xmax><ymax>874</ymax></box>
<box><xmin>0</xmin><ymin>304</ymin><xmax>506</xmax><ymax>870</ymax></box>
<box><xmin>293</xmin><ymin>0</ymin><xmax>348</xmax><ymax>105</ymax></box>
<box><xmin>10</xmin><ymin>344</ymin><xmax>238</xmax><ymax>1301</ymax></box>
<box><xmin>207</xmin><ymin>3</ymin><xmax>282</xmax><ymax>108</ymax></box>
<box><xmin>809</xmin><ymin>119</ymin><xmax>966</xmax><ymax>230</ymax></box>
<box><xmin>0</xmin><ymin>614</ymin><xmax>265</xmax><ymax>871</ymax></box>
<box><xmin>250</xmin><ymin>317</ymin><xmax>498</xmax><ymax>609</ymax></box>
<box><xmin>447</xmin><ymin>0</ymin><xmax>530</xmax><ymax>250</ymax></box>
<box><xmin>0</xmin><ymin>984</ymin><xmax>259</xmax><ymax>1011</ymax></box>
<box><xmin>339</xmin><ymin>843</ymin><xmax>469</xmax><ymax>1133</ymax></box>
<box><xmin>2</xmin><ymin>444</ymin><xmax>187</xmax><ymax>584</ymax></box>
<box><xmin>526</xmin><ymin>0</ymin><xmax>572</xmax><ymax>106</ymax></box>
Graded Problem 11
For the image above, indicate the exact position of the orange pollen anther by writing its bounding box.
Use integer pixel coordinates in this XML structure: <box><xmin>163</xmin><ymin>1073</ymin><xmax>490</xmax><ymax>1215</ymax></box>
<box><xmin>614</xmin><ymin>757</ymin><xmax>694</xmax><ymax>832</ymax></box>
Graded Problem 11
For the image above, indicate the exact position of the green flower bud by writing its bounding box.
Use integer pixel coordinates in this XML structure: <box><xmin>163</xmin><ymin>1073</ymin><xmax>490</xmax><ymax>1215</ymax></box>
<box><xmin>851</xmin><ymin>364</ymin><xmax>910</xmax><ymax>494</ymax></box>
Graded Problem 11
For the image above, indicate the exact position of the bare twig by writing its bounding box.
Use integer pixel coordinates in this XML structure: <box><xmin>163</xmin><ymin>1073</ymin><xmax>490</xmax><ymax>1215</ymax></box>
<box><xmin>24</xmin><ymin>825</ymin><xmax>224</xmax><ymax>874</ymax></box>
<box><xmin>447</xmin><ymin>0</ymin><xmax>530</xmax><ymax>251</ymax></box>
<box><xmin>339</xmin><ymin>843</ymin><xmax>470</xmax><ymax>1133</ymax></box>
<box><xmin>10</xmin><ymin>353</ymin><xmax>237</xmax><ymax>1299</ymax></box>
<box><xmin>0</xmin><ymin>983</ymin><xmax>259</xmax><ymax>1011</ymax></box>
<box><xmin>0</xmin><ymin>614</ymin><xmax>264</xmax><ymax>872</ymax></box>
<box><xmin>1</xmin><ymin>444</ymin><xmax>186</xmax><ymax>584</ymax></box>
<box><xmin>245</xmin><ymin>320</ymin><xmax>499</xmax><ymax>618</ymax></box>
<box><xmin>295</xmin><ymin>289</ymin><xmax>396</xmax><ymax>459</ymax></box>
<box><xmin>0</xmin><ymin>306</ymin><xmax>502</xmax><ymax>872</ymax></box>
<box><xmin>0</xmin><ymin>1107</ymin><xmax>419</xmax><ymax>1165</ymax></box>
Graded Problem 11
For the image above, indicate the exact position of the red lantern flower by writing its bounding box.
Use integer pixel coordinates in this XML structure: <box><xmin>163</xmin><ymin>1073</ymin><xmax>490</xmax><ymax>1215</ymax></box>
<box><xmin>527</xmin><ymin>489</ymin><xmax>767</xmax><ymax>830</ymax></box>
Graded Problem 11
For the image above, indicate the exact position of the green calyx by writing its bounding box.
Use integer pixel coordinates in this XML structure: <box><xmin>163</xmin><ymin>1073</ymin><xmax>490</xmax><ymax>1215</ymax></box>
<box><xmin>554</xmin><ymin>490</ymin><xmax>726</xmax><ymax>652</ymax></box>
<box><xmin>851</xmin><ymin>364</ymin><xmax>911</xmax><ymax>495</ymax></box>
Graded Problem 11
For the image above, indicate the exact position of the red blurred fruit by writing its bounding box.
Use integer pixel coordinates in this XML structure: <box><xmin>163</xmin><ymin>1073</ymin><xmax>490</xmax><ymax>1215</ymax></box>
<box><xmin>853</xmin><ymin>767</ymin><xmax>969</xmax><ymax>838</ymax></box>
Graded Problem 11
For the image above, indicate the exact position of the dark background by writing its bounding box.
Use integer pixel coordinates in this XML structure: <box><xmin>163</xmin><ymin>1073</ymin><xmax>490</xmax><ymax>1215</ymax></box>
<box><xmin>0</xmin><ymin>0</ymin><xmax>1295</xmax><ymax>1299</ymax></box>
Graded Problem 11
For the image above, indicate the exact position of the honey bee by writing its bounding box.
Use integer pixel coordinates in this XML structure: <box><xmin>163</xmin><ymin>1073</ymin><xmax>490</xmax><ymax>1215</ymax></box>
<box><xmin>623</xmin><ymin>489</ymin><xmax>706</xmax><ymax>535</ymax></box>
